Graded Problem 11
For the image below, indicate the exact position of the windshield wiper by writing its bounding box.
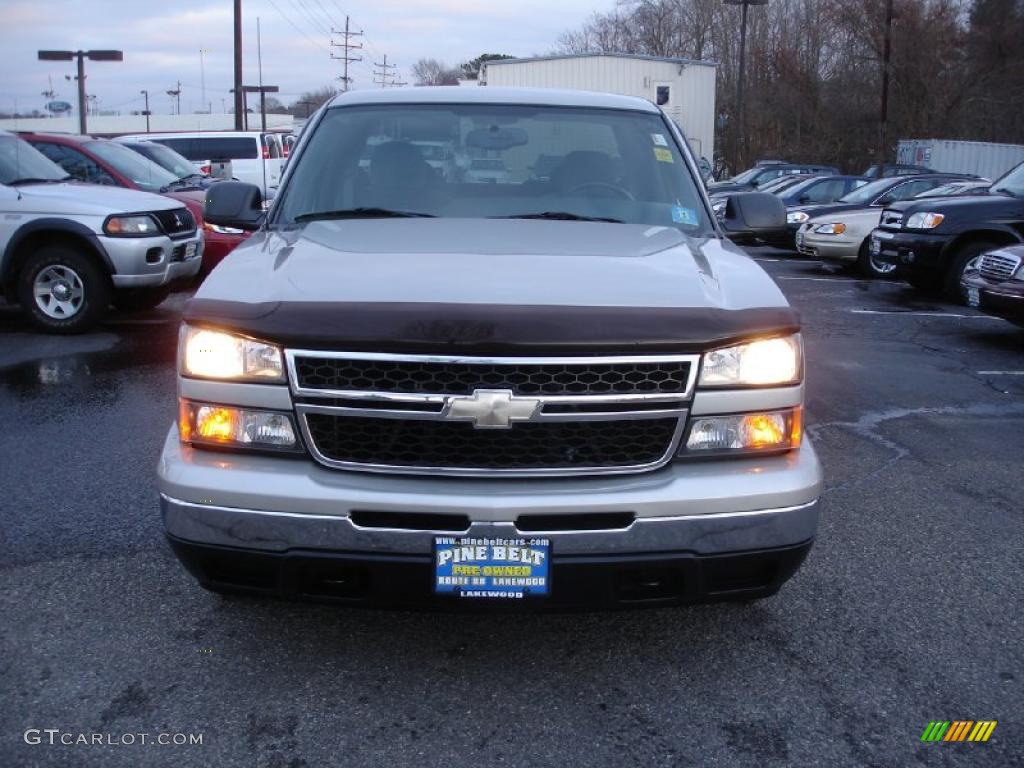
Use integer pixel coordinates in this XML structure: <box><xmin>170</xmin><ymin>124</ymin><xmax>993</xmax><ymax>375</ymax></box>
<box><xmin>8</xmin><ymin>177</ymin><xmax>69</xmax><ymax>186</ymax></box>
<box><xmin>294</xmin><ymin>207</ymin><xmax>436</xmax><ymax>222</ymax></box>
<box><xmin>495</xmin><ymin>211</ymin><xmax>624</xmax><ymax>223</ymax></box>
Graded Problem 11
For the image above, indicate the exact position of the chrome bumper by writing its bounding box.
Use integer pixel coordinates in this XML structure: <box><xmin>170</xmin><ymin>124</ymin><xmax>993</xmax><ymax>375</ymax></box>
<box><xmin>162</xmin><ymin>493</ymin><xmax>820</xmax><ymax>557</ymax></box>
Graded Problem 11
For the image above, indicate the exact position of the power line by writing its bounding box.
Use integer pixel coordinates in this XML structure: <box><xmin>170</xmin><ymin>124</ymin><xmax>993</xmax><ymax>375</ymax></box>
<box><xmin>331</xmin><ymin>16</ymin><xmax>363</xmax><ymax>91</ymax></box>
<box><xmin>266</xmin><ymin>0</ymin><xmax>331</xmax><ymax>54</ymax></box>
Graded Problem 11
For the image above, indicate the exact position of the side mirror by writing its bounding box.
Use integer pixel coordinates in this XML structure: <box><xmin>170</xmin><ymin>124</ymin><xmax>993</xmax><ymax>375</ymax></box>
<box><xmin>720</xmin><ymin>192</ymin><xmax>787</xmax><ymax>245</ymax></box>
<box><xmin>204</xmin><ymin>181</ymin><xmax>264</xmax><ymax>231</ymax></box>
<box><xmin>798</xmin><ymin>194</ymin><xmax>811</xmax><ymax>204</ymax></box>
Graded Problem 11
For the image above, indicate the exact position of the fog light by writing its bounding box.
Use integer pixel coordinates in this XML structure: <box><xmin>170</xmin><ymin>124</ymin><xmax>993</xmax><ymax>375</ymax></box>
<box><xmin>682</xmin><ymin>408</ymin><xmax>801</xmax><ymax>455</ymax></box>
<box><xmin>179</xmin><ymin>400</ymin><xmax>301</xmax><ymax>451</ymax></box>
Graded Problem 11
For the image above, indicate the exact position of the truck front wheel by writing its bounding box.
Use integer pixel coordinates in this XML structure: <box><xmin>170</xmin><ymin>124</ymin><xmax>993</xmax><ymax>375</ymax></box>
<box><xmin>16</xmin><ymin>245</ymin><xmax>111</xmax><ymax>333</ymax></box>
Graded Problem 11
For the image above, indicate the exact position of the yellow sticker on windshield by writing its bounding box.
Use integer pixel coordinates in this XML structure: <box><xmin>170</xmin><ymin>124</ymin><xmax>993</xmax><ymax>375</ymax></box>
<box><xmin>654</xmin><ymin>147</ymin><xmax>674</xmax><ymax>163</ymax></box>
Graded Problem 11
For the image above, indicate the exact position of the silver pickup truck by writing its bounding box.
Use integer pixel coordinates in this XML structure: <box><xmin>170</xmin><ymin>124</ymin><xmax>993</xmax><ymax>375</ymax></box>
<box><xmin>0</xmin><ymin>131</ymin><xmax>202</xmax><ymax>332</ymax></box>
<box><xmin>158</xmin><ymin>87</ymin><xmax>822</xmax><ymax>607</ymax></box>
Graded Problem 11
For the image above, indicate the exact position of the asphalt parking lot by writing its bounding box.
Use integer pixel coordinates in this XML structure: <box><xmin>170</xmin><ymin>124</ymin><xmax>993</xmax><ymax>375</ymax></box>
<box><xmin>1</xmin><ymin>251</ymin><xmax>1022</xmax><ymax>768</ymax></box>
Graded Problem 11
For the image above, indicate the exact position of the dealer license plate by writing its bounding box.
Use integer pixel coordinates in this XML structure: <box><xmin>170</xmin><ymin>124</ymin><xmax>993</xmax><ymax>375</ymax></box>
<box><xmin>869</xmin><ymin>236</ymin><xmax>881</xmax><ymax>256</ymax></box>
<box><xmin>185</xmin><ymin>242</ymin><xmax>199</xmax><ymax>259</ymax></box>
<box><xmin>434</xmin><ymin>536</ymin><xmax>551</xmax><ymax>599</ymax></box>
<box><xmin>795</xmin><ymin>231</ymin><xmax>805</xmax><ymax>249</ymax></box>
<box><xmin>966</xmin><ymin>286</ymin><xmax>980</xmax><ymax>308</ymax></box>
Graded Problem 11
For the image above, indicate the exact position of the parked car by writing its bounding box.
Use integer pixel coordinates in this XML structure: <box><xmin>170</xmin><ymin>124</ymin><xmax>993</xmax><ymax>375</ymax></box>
<box><xmin>114</xmin><ymin>138</ymin><xmax>217</xmax><ymax>189</ymax></box>
<box><xmin>961</xmin><ymin>244</ymin><xmax>1024</xmax><ymax>325</ymax></box>
<box><xmin>707</xmin><ymin>163</ymin><xmax>839</xmax><ymax>194</ymax></box>
<box><xmin>783</xmin><ymin>174</ymin><xmax>972</xmax><ymax>251</ymax></box>
<box><xmin>22</xmin><ymin>132</ymin><xmax>244</xmax><ymax>274</ymax></box>
<box><xmin>862</xmin><ymin>163</ymin><xmax>935</xmax><ymax>178</ymax></box>
<box><xmin>869</xmin><ymin>161</ymin><xmax>1024</xmax><ymax>301</ymax></box>
<box><xmin>709</xmin><ymin>174</ymin><xmax>810</xmax><ymax>217</ymax></box>
<box><xmin>118</xmin><ymin>131</ymin><xmax>284</xmax><ymax>195</ymax></box>
<box><xmin>796</xmin><ymin>178</ymin><xmax>990</xmax><ymax>277</ymax></box>
<box><xmin>776</xmin><ymin>175</ymin><xmax>868</xmax><ymax>207</ymax></box>
<box><xmin>0</xmin><ymin>131</ymin><xmax>202</xmax><ymax>331</ymax></box>
<box><xmin>159</xmin><ymin>86</ymin><xmax>821</xmax><ymax>607</ymax></box>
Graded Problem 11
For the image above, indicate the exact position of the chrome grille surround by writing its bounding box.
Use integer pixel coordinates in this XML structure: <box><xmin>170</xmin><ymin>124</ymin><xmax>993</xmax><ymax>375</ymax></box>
<box><xmin>979</xmin><ymin>251</ymin><xmax>1022</xmax><ymax>282</ymax></box>
<box><xmin>285</xmin><ymin>350</ymin><xmax>700</xmax><ymax>477</ymax></box>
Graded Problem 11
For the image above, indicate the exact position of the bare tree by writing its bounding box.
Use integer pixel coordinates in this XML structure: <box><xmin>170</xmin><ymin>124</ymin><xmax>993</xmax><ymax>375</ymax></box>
<box><xmin>412</xmin><ymin>58</ymin><xmax>461</xmax><ymax>86</ymax></box>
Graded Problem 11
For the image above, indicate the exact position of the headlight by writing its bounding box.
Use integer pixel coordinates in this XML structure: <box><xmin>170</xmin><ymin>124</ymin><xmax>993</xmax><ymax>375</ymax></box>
<box><xmin>180</xmin><ymin>326</ymin><xmax>285</xmax><ymax>382</ymax></box>
<box><xmin>699</xmin><ymin>334</ymin><xmax>802</xmax><ymax>387</ymax></box>
<box><xmin>104</xmin><ymin>214</ymin><xmax>159</xmax><ymax>236</ymax></box>
<box><xmin>814</xmin><ymin>222</ymin><xmax>846</xmax><ymax>235</ymax></box>
<box><xmin>787</xmin><ymin>211</ymin><xmax>809</xmax><ymax>224</ymax></box>
<box><xmin>682</xmin><ymin>407</ymin><xmax>802</xmax><ymax>455</ymax></box>
<box><xmin>203</xmin><ymin>222</ymin><xmax>245</xmax><ymax>235</ymax></box>
<box><xmin>905</xmin><ymin>212</ymin><xmax>945</xmax><ymax>229</ymax></box>
<box><xmin>179</xmin><ymin>400</ymin><xmax>300</xmax><ymax>451</ymax></box>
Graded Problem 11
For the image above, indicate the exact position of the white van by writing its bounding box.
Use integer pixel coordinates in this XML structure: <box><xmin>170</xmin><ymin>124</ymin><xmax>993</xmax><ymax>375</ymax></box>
<box><xmin>118</xmin><ymin>132</ymin><xmax>283</xmax><ymax>195</ymax></box>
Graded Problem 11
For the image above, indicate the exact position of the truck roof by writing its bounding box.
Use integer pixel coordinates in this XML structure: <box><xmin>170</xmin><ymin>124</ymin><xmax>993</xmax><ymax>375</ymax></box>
<box><xmin>326</xmin><ymin>86</ymin><xmax>661</xmax><ymax>114</ymax></box>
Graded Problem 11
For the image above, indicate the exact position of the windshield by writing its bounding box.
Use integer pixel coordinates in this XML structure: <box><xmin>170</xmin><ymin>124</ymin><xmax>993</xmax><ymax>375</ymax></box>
<box><xmin>991</xmin><ymin>162</ymin><xmax>1024</xmax><ymax>197</ymax></box>
<box><xmin>839</xmin><ymin>177</ymin><xmax>899</xmax><ymax>205</ymax></box>
<box><xmin>726</xmin><ymin>166</ymin><xmax>762</xmax><ymax>185</ymax></box>
<box><xmin>130</xmin><ymin>142</ymin><xmax>195</xmax><ymax>179</ymax></box>
<box><xmin>275</xmin><ymin>104</ymin><xmax>713</xmax><ymax>234</ymax></box>
<box><xmin>87</xmin><ymin>140</ymin><xmax>178</xmax><ymax>192</ymax></box>
<box><xmin>0</xmin><ymin>135</ymin><xmax>69</xmax><ymax>184</ymax></box>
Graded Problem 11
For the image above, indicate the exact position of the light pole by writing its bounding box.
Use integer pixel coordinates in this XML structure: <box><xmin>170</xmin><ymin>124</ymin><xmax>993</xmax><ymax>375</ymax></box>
<box><xmin>38</xmin><ymin>49</ymin><xmax>123</xmax><ymax>134</ymax></box>
<box><xmin>140</xmin><ymin>89</ymin><xmax>151</xmax><ymax>132</ymax></box>
<box><xmin>723</xmin><ymin>0</ymin><xmax>767</xmax><ymax>174</ymax></box>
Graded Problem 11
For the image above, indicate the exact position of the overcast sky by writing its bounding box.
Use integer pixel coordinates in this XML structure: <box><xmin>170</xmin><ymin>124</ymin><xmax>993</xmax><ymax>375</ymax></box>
<box><xmin>0</xmin><ymin>0</ymin><xmax>609</xmax><ymax>115</ymax></box>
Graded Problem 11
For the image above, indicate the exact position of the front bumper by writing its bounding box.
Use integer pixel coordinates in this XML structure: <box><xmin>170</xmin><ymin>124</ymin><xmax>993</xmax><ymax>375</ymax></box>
<box><xmin>961</xmin><ymin>273</ymin><xmax>1024</xmax><ymax>325</ymax></box>
<box><xmin>869</xmin><ymin>229</ymin><xmax>946</xmax><ymax>273</ymax></box>
<box><xmin>795</xmin><ymin>229</ymin><xmax>859</xmax><ymax>262</ymax></box>
<box><xmin>103</xmin><ymin>231</ymin><xmax>203</xmax><ymax>288</ymax></box>
<box><xmin>158</xmin><ymin>428</ymin><xmax>822</xmax><ymax>606</ymax></box>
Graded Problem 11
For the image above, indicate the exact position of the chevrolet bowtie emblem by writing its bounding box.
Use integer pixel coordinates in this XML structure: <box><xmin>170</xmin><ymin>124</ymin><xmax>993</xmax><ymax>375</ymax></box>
<box><xmin>443</xmin><ymin>389</ymin><xmax>541</xmax><ymax>429</ymax></box>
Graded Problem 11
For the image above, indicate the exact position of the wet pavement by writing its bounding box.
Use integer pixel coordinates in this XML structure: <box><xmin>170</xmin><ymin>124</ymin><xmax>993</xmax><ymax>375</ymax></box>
<box><xmin>1</xmin><ymin>254</ymin><xmax>1022</xmax><ymax>767</ymax></box>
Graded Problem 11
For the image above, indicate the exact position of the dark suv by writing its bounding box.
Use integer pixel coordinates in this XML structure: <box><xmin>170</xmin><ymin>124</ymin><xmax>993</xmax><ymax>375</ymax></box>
<box><xmin>869</xmin><ymin>161</ymin><xmax>1024</xmax><ymax>301</ymax></box>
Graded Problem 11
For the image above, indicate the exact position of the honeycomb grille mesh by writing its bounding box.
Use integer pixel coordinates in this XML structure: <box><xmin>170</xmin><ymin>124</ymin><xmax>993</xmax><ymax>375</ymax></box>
<box><xmin>294</xmin><ymin>357</ymin><xmax>691</xmax><ymax>396</ymax></box>
<box><xmin>305</xmin><ymin>414</ymin><xmax>678</xmax><ymax>471</ymax></box>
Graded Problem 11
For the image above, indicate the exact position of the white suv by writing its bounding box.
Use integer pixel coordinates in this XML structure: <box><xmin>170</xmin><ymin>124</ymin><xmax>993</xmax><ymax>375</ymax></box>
<box><xmin>0</xmin><ymin>131</ymin><xmax>203</xmax><ymax>332</ymax></box>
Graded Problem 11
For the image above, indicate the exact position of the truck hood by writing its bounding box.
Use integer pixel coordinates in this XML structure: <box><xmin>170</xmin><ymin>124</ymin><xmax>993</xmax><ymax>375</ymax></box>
<box><xmin>883</xmin><ymin>192</ymin><xmax>1019</xmax><ymax>216</ymax></box>
<box><xmin>14</xmin><ymin>182</ymin><xmax>183</xmax><ymax>215</ymax></box>
<box><xmin>186</xmin><ymin>218</ymin><xmax>799</xmax><ymax>353</ymax></box>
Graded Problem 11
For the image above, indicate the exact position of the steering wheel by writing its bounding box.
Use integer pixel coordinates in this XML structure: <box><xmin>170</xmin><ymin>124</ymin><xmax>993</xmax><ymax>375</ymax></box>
<box><xmin>565</xmin><ymin>181</ymin><xmax>635</xmax><ymax>201</ymax></box>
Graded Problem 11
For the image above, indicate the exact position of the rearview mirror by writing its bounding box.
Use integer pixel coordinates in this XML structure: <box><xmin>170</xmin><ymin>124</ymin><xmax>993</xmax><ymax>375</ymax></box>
<box><xmin>720</xmin><ymin>192</ymin><xmax>787</xmax><ymax>245</ymax></box>
<box><xmin>465</xmin><ymin>126</ymin><xmax>528</xmax><ymax>151</ymax></box>
<box><xmin>204</xmin><ymin>181</ymin><xmax>264</xmax><ymax>231</ymax></box>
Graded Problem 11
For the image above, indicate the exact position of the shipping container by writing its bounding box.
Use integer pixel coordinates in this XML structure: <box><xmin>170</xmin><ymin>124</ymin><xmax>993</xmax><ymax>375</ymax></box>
<box><xmin>896</xmin><ymin>139</ymin><xmax>1024</xmax><ymax>180</ymax></box>
<box><xmin>482</xmin><ymin>54</ymin><xmax>717</xmax><ymax>167</ymax></box>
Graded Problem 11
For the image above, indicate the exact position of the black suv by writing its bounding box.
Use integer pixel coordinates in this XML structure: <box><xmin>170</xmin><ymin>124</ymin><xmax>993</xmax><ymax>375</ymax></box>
<box><xmin>869</xmin><ymin>161</ymin><xmax>1024</xmax><ymax>301</ymax></box>
<box><xmin>707</xmin><ymin>164</ymin><xmax>838</xmax><ymax>194</ymax></box>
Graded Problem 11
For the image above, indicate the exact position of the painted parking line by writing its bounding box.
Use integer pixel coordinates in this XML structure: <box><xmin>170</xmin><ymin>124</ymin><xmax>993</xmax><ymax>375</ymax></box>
<box><xmin>977</xmin><ymin>371</ymin><xmax>1024</xmax><ymax>375</ymax></box>
<box><xmin>776</xmin><ymin>276</ymin><xmax>854</xmax><ymax>283</ymax></box>
<box><xmin>848</xmin><ymin>309</ymin><xmax>1004</xmax><ymax>320</ymax></box>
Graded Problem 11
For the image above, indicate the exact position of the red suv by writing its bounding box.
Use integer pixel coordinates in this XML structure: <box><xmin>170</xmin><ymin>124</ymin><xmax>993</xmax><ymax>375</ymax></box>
<box><xmin>20</xmin><ymin>133</ymin><xmax>246</xmax><ymax>277</ymax></box>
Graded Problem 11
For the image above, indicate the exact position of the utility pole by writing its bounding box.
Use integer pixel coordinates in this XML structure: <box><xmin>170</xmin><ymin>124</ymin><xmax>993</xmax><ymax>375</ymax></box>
<box><xmin>167</xmin><ymin>80</ymin><xmax>182</xmax><ymax>115</ymax></box>
<box><xmin>373</xmin><ymin>55</ymin><xmax>397</xmax><ymax>88</ymax></box>
<box><xmin>878</xmin><ymin>0</ymin><xmax>894</xmax><ymax>167</ymax></box>
<box><xmin>331</xmin><ymin>16</ymin><xmax>363</xmax><ymax>91</ymax></box>
<box><xmin>140</xmin><ymin>89</ymin><xmax>151</xmax><ymax>132</ymax></box>
<box><xmin>257</xmin><ymin>17</ymin><xmax>266</xmax><ymax>131</ymax></box>
<box><xmin>38</xmin><ymin>49</ymin><xmax>122</xmax><ymax>134</ymax></box>
<box><xmin>233</xmin><ymin>0</ymin><xmax>244</xmax><ymax>129</ymax></box>
<box><xmin>723</xmin><ymin>0</ymin><xmax>767</xmax><ymax>174</ymax></box>
<box><xmin>200</xmin><ymin>48</ymin><xmax>206</xmax><ymax>113</ymax></box>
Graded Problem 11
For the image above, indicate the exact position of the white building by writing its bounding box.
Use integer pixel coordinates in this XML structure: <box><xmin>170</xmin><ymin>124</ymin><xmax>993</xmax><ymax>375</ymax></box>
<box><xmin>482</xmin><ymin>53</ymin><xmax>717</xmax><ymax>162</ymax></box>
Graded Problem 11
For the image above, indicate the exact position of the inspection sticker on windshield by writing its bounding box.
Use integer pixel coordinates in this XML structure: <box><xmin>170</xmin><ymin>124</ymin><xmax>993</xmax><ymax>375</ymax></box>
<box><xmin>651</xmin><ymin>133</ymin><xmax>669</xmax><ymax>147</ymax></box>
<box><xmin>653</xmin><ymin>147</ymin><xmax>674</xmax><ymax>163</ymax></box>
<box><xmin>434</xmin><ymin>536</ymin><xmax>551</xmax><ymax>599</ymax></box>
<box><xmin>672</xmin><ymin>206</ymin><xmax>699</xmax><ymax>226</ymax></box>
